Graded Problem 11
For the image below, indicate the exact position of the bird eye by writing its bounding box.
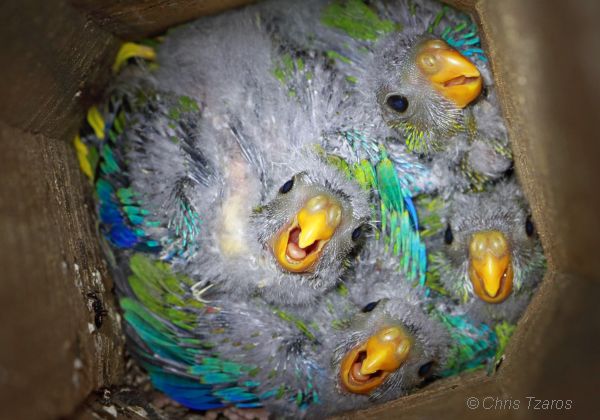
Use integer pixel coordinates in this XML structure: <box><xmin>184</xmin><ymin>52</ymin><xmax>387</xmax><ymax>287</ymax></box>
<box><xmin>444</xmin><ymin>224</ymin><xmax>453</xmax><ymax>245</ymax></box>
<box><xmin>481</xmin><ymin>85</ymin><xmax>489</xmax><ymax>98</ymax></box>
<box><xmin>279</xmin><ymin>178</ymin><xmax>294</xmax><ymax>194</ymax></box>
<box><xmin>351</xmin><ymin>226</ymin><xmax>363</xmax><ymax>241</ymax></box>
<box><xmin>418</xmin><ymin>361</ymin><xmax>434</xmax><ymax>377</ymax></box>
<box><xmin>386</xmin><ymin>94</ymin><xmax>409</xmax><ymax>113</ymax></box>
<box><xmin>525</xmin><ymin>215</ymin><xmax>535</xmax><ymax>237</ymax></box>
<box><xmin>361</xmin><ymin>300</ymin><xmax>380</xmax><ymax>313</ymax></box>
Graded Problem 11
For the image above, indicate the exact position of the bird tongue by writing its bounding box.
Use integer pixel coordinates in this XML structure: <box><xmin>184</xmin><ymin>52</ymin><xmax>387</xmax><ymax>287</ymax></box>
<box><xmin>286</xmin><ymin>228</ymin><xmax>307</xmax><ymax>260</ymax></box>
<box><xmin>351</xmin><ymin>361</ymin><xmax>371</xmax><ymax>383</ymax></box>
<box><xmin>444</xmin><ymin>75</ymin><xmax>479</xmax><ymax>87</ymax></box>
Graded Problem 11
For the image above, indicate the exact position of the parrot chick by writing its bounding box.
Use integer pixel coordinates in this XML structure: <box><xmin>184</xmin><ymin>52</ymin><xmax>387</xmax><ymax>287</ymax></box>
<box><xmin>329</xmin><ymin>296</ymin><xmax>449</xmax><ymax>411</ymax></box>
<box><xmin>367</xmin><ymin>31</ymin><xmax>512</xmax><ymax>193</ymax></box>
<box><xmin>261</xmin><ymin>0</ymin><xmax>512</xmax><ymax>194</ymax></box>
<box><xmin>195</xmin><ymin>262</ymin><xmax>448</xmax><ymax>418</ymax></box>
<box><xmin>423</xmin><ymin>179</ymin><xmax>546</xmax><ymax>325</ymax></box>
<box><xmin>373</xmin><ymin>33</ymin><xmax>482</xmax><ymax>151</ymax></box>
<box><xmin>84</xmin><ymin>8</ymin><xmax>373</xmax><ymax>307</ymax></box>
<box><xmin>311</xmin><ymin>237</ymin><xmax>451</xmax><ymax>414</ymax></box>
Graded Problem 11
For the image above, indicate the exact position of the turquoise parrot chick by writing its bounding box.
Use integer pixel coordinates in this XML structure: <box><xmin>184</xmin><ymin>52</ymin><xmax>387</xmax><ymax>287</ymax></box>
<box><xmin>422</xmin><ymin>179</ymin><xmax>546</xmax><ymax>326</ymax></box>
<box><xmin>82</xmin><ymin>8</ymin><xmax>373</xmax><ymax>308</ymax></box>
<box><xmin>260</xmin><ymin>0</ymin><xmax>513</xmax><ymax>194</ymax></box>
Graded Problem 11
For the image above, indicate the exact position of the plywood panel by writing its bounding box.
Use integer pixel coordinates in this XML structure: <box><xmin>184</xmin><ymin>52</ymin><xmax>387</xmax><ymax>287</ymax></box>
<box><xmin>0</xmin><ymin>122</ymin><xmax>125</xmax><ymax>419</ymax></box>
<box><xmin>478</xmin><ymin>0</ymin><xmax>600</xmax><ymax>279</ymax></box>
<box><xmin>70</xmin><ymin>0</ymin><xmax>256</xmax><ymax>39</ymax></box>
<box><xmin>0</xmin><ymin>0</ymin><xmax>120</xmax><ymax>140</ymax></box>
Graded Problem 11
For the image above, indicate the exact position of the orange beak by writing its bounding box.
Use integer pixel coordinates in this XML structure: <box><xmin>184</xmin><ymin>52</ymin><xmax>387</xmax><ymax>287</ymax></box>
<box><xmin>416</xmin><ymin>39</ymin><xmax>482</xmax><ymax>108</ymax></box>
<box><xmin>340</xmin><ymin>326</ymin><xmax>411</xmax><ymax>394</ymax></box>
<box><xmin>468</xmin><ymin>230</ymin><xmax>514</xmax><ymax>303</ymax></box>
<box><xmin>272</xmin><ymin>194</ymin><xmax>342</xmax><ymax>273</ymax></box>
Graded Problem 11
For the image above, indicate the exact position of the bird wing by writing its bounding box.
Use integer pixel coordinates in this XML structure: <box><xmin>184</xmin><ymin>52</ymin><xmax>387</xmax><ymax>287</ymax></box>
<box><xmin>327</xmin><ymin>140</ymin><xmax>428</xmax><ymax>287</ymax></box>
<box><xmin>196</xmin><ymin>298</ymin><xmax>334</xmax><ymax>413</ymax></box>
<box><xmin>121</xmin><ymin>253</ymin><xmax>330</xmax><ymax>412</ymax></box>
<box><xmin>432</xmin><ymin>308</ymin><xmax>498</xmax><ymax>377</ymax></box>
<box><xmin>119</xmin><ymin>253</ymin><xmax>267</xmax><ymax>409</ymax></box>
<box><xmin>261</xmin><ymin>0</ymin><xmax>487</xmax><ymax>80</ymax></box>
<box><xmin>78</xmin><ymin>79</ymin><xmax>219</xmax><ymax>260</ymax></box>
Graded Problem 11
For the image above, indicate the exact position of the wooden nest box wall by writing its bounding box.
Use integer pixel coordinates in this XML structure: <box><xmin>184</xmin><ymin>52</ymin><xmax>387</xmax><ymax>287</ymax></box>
<box><xmin>0</xmin><ymin>0</ymin><xmax>598</xmax><ymax>418</ymax></box>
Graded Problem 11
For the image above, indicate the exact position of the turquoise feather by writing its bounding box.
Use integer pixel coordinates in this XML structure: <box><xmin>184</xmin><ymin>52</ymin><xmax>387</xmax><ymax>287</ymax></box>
<box><xmin>79</xmin><ymin>88</ymin><xmax>206</xmax><ymax>256</ymax></box>
<box><xmin>339</xmin><ymin>130</ymin><xmax>428</xmax><ymax>286</ymax></box>
<box><xmin>433</xmin><ymin>309</ymin><xmax>498</xmax><ymax>376</ymax></box>
<box><xmin>120</xmin><ymin>254</ymin><xmax>269</xmax><ymax>409</ymax></box>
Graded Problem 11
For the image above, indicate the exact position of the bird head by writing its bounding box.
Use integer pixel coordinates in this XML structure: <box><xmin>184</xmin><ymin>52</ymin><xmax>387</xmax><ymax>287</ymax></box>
<box><xmin>271</xmin><ymin>187</ymin><xmax>344</xmax><ymax>274</ymax></box>
<box><xmin>373</xmin><ymin>34</ymin><xmax>482</xmax><ymax>152</ymax></box>
<box><xmin>251</xmin><ymin>158</ymin><xmax>370</xmax><ymax>304</ymax></box>
<box><xmin>432</xmin><ymin>182</ymin><xmax>545</xmax><ymax>305</ymax></box>
<box><xmin>334</xmin><ymin>298</ymin><xmax>447</xmax><ymax>399</ymax></box>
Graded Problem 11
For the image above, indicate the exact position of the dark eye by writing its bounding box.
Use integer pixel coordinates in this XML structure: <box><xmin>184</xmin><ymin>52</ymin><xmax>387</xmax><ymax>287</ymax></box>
<box><xmin>525</xmin><ymin>215</ymin><xmax>535</xmax><ymax>237</ymax></box>
<box><xmin>481</xmin><ymin>85</ymin><xmax>489</xmax><ymax>98</ymax></box>
<box><xmin>444</xmin><ymin>224</ymin><xmax>453</xmax><ymax>245</ymax></box>
<box><xmin>418</xmin><ymin>361</ymin><xmax>434</xmax><ymax>377</ymax></box>
<box><xmin>279</xmin><ymin>178</ymin><xmax>294</xmax><ymax>194</ymax></box>
<box><xmin>386</xmin><ymin>94</ymin><xmax>409</xmax><ymax>113</ymax></box>
<box><xmin>361</xmin><ymin>300</ymin><xmax>380</xmax><ymax>313</ymax></box>
<box><xmin>351</xmin><ymin>226</ymin><xmax>363</xmax><ymax>241</ymax></box>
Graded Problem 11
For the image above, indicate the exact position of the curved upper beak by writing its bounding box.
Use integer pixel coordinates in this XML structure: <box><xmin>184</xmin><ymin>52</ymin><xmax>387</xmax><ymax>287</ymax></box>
<box><xmin>360</xmin><ymin>327</ymin><xmax>411</xmax><ymax>375</ymax></box>
<box><xmin>340</xmin><ymin>326</ymin><xmax>411</xmax><ymax>394</ymax></box>
<box><xmin>272</xmin><ymin>194</ymin><xmax>342</xmax><ymax>273</ymax></box>
<box><xmin>416</xmin><ymin>39</ymin><xmax>482</xmax><ymax>108</ymax></box>
<box><xmin>468</xmin><ymin>230</ymin><xmax>514</xmax><ymax>303</ymax></box>
<box><xmin>297</xmin><ymin>195</ymin><xmax>342</xmax><ymax>248</ymax></box>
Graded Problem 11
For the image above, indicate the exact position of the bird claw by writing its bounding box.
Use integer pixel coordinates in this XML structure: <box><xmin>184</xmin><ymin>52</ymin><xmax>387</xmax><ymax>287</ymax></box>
<box><xmin>191</xmin><ymin>282</ymin><xmax>214</xmax><ymax>303</ymax></box>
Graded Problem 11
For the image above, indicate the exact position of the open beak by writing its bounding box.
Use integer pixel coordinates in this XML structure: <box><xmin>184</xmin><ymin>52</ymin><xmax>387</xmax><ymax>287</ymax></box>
<box><xmin>272</xmin><ymin>194</ymin><xmax>342</xmax><ymax>273</ymax></box>
<box><xmin>416</xmin><ymin>39</ymin><xmax>482</xmax><ymax>108</ymax></box>
<box><xmin>468</xmin><ymin>230</ymin><xmax>514</xmax><ymax>303</ymax></box>
<box><xmin>340</xmin><ymin>326</ymin><xmax>411</xmax><ymax>394</ymax></box>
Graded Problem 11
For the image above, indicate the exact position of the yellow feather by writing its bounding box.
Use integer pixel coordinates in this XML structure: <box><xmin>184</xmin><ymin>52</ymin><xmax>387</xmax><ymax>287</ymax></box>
<box><xmin>113</xmin><ymin>42</ymin><xmax>156</xmax><ymax>73</ymax></box>
<box><xmin>73</xmin><ymin>134</ymin><xmax>93</xmax><ymax>180</ymax></box>
<box><xmin>86</xmin><ymin>106</ymin><xmax>105</xmax><ymax>140</ymax></box>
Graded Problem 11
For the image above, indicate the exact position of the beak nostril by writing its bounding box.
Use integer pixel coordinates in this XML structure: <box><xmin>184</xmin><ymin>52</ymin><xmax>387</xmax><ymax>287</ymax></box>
<box><xmin>305</xmin><ymin>195</ymin><xmax>327</xmax><ymax>212</ymax></box>
<box><xmin>477</xmin><ymin>240</ymin><xmax>486</xmax><ymax>254</ymax></box>
<box><xmin>470</xmin><ymin>231</ymin><xmax>509</xmax><ymax>258</ymax></box>
<box><xmin>327</xmin><ymin>205</ymin><xmax>342</xmax><ymax>227</ymax></box>
<box><xmin>419</xmin><ymin>54</ymin><xmax>437</xmax><ymax>72</ymax></box>
<box><xmin>379</xmin><ymin>327</ymin><xmax>402</xmax><ymax>341</ymax></box>
<box><xmin>395</xmin><ymin>339</ymin><xmax>411</xmax><ymax>358</ymax></box>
